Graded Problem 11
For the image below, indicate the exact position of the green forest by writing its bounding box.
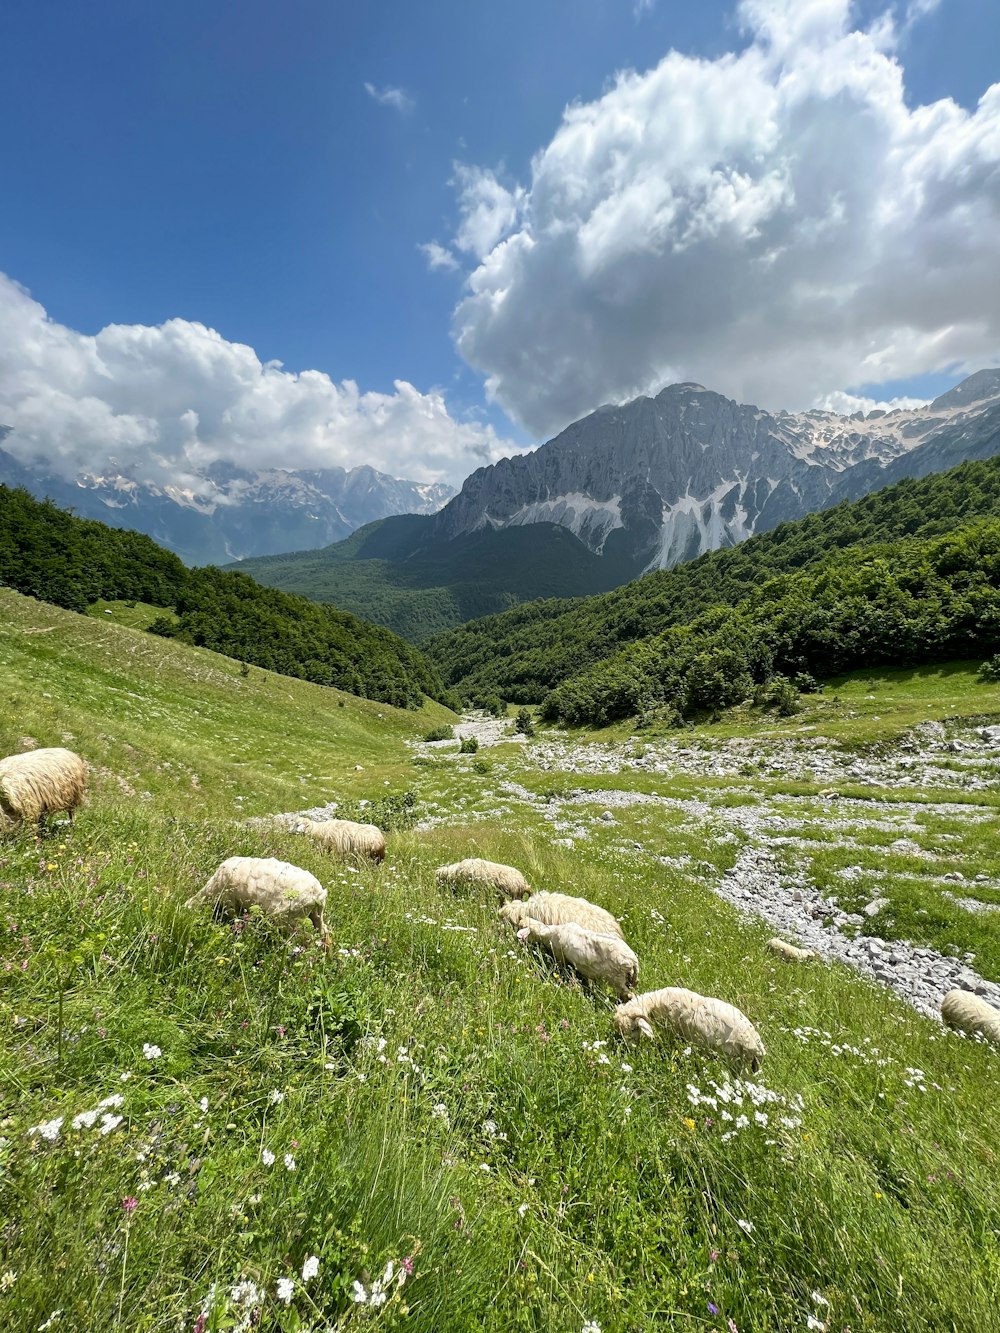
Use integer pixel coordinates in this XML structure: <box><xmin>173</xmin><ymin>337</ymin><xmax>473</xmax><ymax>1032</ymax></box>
<box><xmin>428</xmin><ymin>455</ymin><xmax>1000</xmax><ymax>705</ymax></box>
<box><xmin>0</xmin><ymin>486</ymin><xmax>453</xmax><ymax>710</ymax></box>
<box><xmin>542</xmin><ymin>520</ymin><xmax>1000</xmax><ymax>725</ymax></box>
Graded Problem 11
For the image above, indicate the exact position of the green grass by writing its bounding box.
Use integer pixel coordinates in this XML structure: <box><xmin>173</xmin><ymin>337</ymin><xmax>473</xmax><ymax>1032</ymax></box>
<box><xmin>1</xmin><ymin>593</ymin><xmax>1000</xmax><ymax>1331</ymax></box>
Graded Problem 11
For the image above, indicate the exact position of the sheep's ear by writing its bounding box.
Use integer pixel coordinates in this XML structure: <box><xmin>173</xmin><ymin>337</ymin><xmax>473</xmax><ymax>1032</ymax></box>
<box><xmin>636</xmin><ymin>1017</ymin><xmax>655</xmax><ymax>1040</ymax></box>
<box><xmin>516</xmin><ymin>927</ymin><xmax>530</xmax><ymax>941</ymax></box>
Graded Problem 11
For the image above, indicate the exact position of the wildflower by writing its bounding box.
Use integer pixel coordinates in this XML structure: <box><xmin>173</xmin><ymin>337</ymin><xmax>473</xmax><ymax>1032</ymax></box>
<box><xmin>0</xmin><ymin>1271</ymin><xmax>16</xmax><ymax>1291</ymax></box>
<box><xmin>193</xmin><ymin>1317</ymin><xmax>206</xmax><ymax>1333</ymax></box>
<box><xmin>28</xmin><ymin>1117</ymin><xmax>63</xmax><ymax>1141</ymax></box>
<box><xmin>479</xmin><ymin>1162</ymin><xmax>491</xmax><ymax>1172</ymax></box>
<box><xmin>199</xmin><ymin>1097</ymin><xmax>209</xmax><ymax>1113</ymax></box>
<box><xmin>806</xmin><ymin>1318</ymin><xmax>826</xmax><ymax>1332</ymax></box>
<box><xmin>230</xmin><ymin>1281</ymin><xmax>262</xmax><ymax>1304</ymax></box>
<box><xmin>728</xmin><ymin>1321</ymin><xmax>739</xmax><ymax>1333</ymax></box>
<box><xmin>261</xmin><ymin>1149</ymin><xmax>275</xmax><ymax>1166</ymax></box>
<box><xmin>736</xmin><ymin>1219</ymin><xmax>754</xmax><ymax>1235</ymax></box>
<box><xmin>708</xmin><ymin>1302</ymin><xmax>719</xmax><ymax>1315</ymax></box>
<box><xmin>98</xmin><ymin>1094</ymin><xmax>124</xmax><ymax>1110</ymax></box>
<box><xmin>283</xmin><ymin>1153</ymin><xmax>296</xmax><ymax>1171</ymax></box>
<box><xmin>431</xmin><ymin>1103</ymin><xmax>449</xmax><ymax>1123</ymax></box>
<box><xmin>38</xmin><ymin>1313</ymin><xmax>63</xmax><ymax>1331</ymax></box>
<box><xmin>269</xmin><ymin>1090</ymin><xmax>285</xmax><ymax>1104</ymax></box>
<box><xmin>402</xmin><ymin>1256</ymin><xmax>415</xmax><ymax>1276</ymax></box>
<box><xmin>709</xmin><ymin>1249</ymin><xmax>720</xmax><ymax>1262</ymax></box>
<box><xmin>582</xmin><ymin>1322</ymin><xmax>602</xmax><ymax>1333</ymax></box>
<box><xmin>71</xmin><ymin>1110</ymin><xmax>99</xmax><ymax>1130</ymax></box>
<box><xmin>352</xmin><ymin>1281</ymin><xmax>368</xmax><ymax>1304</ymax></box>
<box><xmin>276</xmin><ymin>1277</ymin><xmax>295</xmax><ymax>1305</ymax></box>
<box><xmin>811</xmin><ymin>1292</ymin><xmax>829</xmax><ymax>1307</ymax></box>
<box><xmin>142</xmin><ymin>1043</ymin><xmax>162</xmax><ymax>1060</ymax></box>
<box><xmin>683</xmin><ymin>1118</ymin><xmax>696</xmax><ymax>1130</ymax></box>
<box><xmin>302</xmin><ymin>1255</ymin><xmax>319</xmax><ymax>1282</ymax></box>
<box><xmin>99</xmin><ymin>1114</ymin><xmax>123</xmax><ymax>1135</ymax></box>
<box><xmin>121</xmin><ymin>1196</ymin><xmax>138</xmax><ymax>1214</ymax></box>
<box><xmin>517</xmin><ymin>1203</ymin><xmax>529</xmax><ymax>1217</ymax></box>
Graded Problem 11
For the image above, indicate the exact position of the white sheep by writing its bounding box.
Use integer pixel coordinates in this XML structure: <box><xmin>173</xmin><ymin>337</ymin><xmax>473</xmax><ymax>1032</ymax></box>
<box><xmin>299</xmin><ymin>818</ymin><xmax>386</xmax><ymax>864</ymax></box>
<box><xmin>0</xmin><ymin>747</ymin><xmax>87</xmax><ymax>833</ymax></box>
<box><xmin>435</xmin><ymin>858</ymin><xmax>530</xmax><ymax>900</ymax></box>
<box><xmin>499</xmin><ymin>891</ymin><xmax>625</xmax><ymax>940</ymax></box>
<box><xmin>941</xmin><ymin>989</ymin><xmax>1000</xmax><ymax>1047</ymax></box>
<box><xmin>767</xmin><ymin>938</ymin><xmax>816</xmax><ymax>962</ymax></box>
<box><xmin>186</xmin><ymin>857</ymin><xmax>328</xmax><ymax>940</ymax></box>
<box><xmin>515</xmin><ymin>916</ymin><xmax>639</xmax><ymax>1000</ymax></box>
<box><xmin>613</xmin><ymin>988</ymin><xmax>765</xmax><ymax>1072</ymax></box>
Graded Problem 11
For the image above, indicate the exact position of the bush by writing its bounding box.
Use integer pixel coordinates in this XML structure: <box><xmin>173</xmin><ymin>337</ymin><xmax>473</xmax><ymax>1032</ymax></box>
<box><xmin>514</xmin><ymin>707</ymin><xmax>535</xmax><ymax>737</ymax></box>
<box><xmin>424</xmin><ymin>725</ymin><xmax>455</xmax><ymax>742</ymax></box>
<box><xmin>755</xmin><ymin>676</ymin><xmax>801</xmax><ymax>716</ymax></box>
<box><xmin>472</xmin><ymin>756</ymin><xmax>491</xmax><ymax>774</ymax></box>
<box><xmin>978</xmin><ymin>655</ymin><xmax>1000</xmax><ymax>682</ymax></box>
<box><xmin>459</xmin><ymin>735</ymin><xmax>479</xmax><ymax>754</ymax></box>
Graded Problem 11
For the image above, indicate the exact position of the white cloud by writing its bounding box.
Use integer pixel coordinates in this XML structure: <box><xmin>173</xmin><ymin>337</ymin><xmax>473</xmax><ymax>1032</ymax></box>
<box><xmin>0</xmin><ymin>274</ymin><xmax>515</xmax><ymax>490</ymax></box>
<box><xmin>814</xmin><ymin>389</ymin><xmax>928</xmax><ymax>414</ymax></box>
<box><xmin>450</xmin><ymin>0</ymin><xmax>1000</xmax><ymax>437</ymax></box>
<box><xmin>451</xmin><ymin>165</ymin><xmax>525</xmax><ymax>259</ymax></box>
<box><xmin>363</xmin><ymin>82</ymin><xmax>415</xmax><ymax>114</ymax></box>
<box><xmin>420</xmin><ymin>241</ymin><xmax>460</xmax><ymax>272</ymax></box>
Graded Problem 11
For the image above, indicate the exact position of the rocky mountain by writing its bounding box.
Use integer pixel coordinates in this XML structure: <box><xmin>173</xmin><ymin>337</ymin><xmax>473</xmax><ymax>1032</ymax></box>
<box><xmin>431</xmin><ymin>369</ymin><xmax>1000</xmax><ymax>570</ymax></box>
<box><xmin>0</xmin><ymin>442</ymin><xmax>454</xmax><ymax>566</ymax></box>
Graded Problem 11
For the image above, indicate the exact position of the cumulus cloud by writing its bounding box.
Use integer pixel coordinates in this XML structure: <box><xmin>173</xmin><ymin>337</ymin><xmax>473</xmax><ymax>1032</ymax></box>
<box><xmin>420</xmin><ymin>241</ymin><xmax>460</xmax><ymax>272</ymax></box>
<box><xmin>0</xmin><ymin>274</ymin><xmax>514</xmax><ymax>491</ymax></box>
<box><xmin>363</xmin><ymin>81</ymin><xmax>415</xmax><ymax>114</ymax></box>
<box><xmin>449</xmin><ymin>0</ymin><xmax>1000</xmax><ymax>437</ymax></box>
<box><xmin>814</xmin><ymin>389</ymin><xmax>928</xmax><ymax>414</ymax></box>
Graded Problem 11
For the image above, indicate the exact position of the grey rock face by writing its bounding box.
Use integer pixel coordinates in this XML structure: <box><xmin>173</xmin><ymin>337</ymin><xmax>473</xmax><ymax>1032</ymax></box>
<box><xmin>0</xmin><ymin>452</ymin><xmax>454</xmax><ymax>566</ymax></box>
<box><xmin>431</xmin><ymin>372</ymin><xmax>1000</xmax><ymax>571</ymax></box>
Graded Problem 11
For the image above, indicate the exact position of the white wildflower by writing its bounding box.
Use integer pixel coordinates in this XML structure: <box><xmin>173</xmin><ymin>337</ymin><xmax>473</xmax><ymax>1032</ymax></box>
<box><xmin>351</xmin><ymin>1280</ymin><xmax>368</xmax><ymax>1304</ymax></box>
<box><xmin>806</xmin><ymin>1318</ymin><xmax>826</xmax><ymax>1332</ymax></box>
<box><xmin>811</xmin><ymin>1292</ymin><xmax>830</xmax><ymax>1307</ymax></box>
<box><xmin>71</xmin><ymin>1110</ymin><xmax>99</xmax><ymax>1130</ymax></box>
<box><xmin>302</xmin><ymin>1255</ymin><xmax>319</xmax><ymax>1282</ymax></box>
<box><xmin>97</xmin><ymin>1094</ymin><xmax>124</xmax><ymax>1111</ymax></box>
<box><xmin>199</xmin><ymin>1097</ymin><xmax>209</xmax><ymax>1113</ymax></box>
<box><xmin>230</xmin><ymin>1280</ymin><xmax>262</xmax><ymax>1305</ymax></box>
<box><xmin>141</xmin><ymin>1043</ymin><xmax>162</xmax><ymax>1060</ymax></box>
<box><xmin>275</xmin><ymin>1276</ymin><xmax>294</xmax><ymax>1305</ymax></box>
<box><xmin>261</xmin><ymin>1149</ymin><xmax>276</xmax><ymax>1166</ymax></box>
<box><xmin>283</xmin><ymin>1153</ymin><xmax>296</xmax><ymax>1171</ymax></box>
<box><xmin>99</xmin><ymin>1115</ymin><xmax>123</xmax><ymax>1135</ymax></box>
<box><xmin>269</xmin><ymin>1090</ymin><xmax>284</xmax><ymax>1105</ymax></box>
<box><xmin>583</xmin><ymin>1321</ymin><xmax>602</xmax><ymax>1333</ymax></box>
<box><xmin>28</xmin><ymin>1117</ymin><xmax>63</xmax><ymax>1142</ymax></box>
<box><xmin>736</xmin><ymin>1218</ymin><xmax>754</xmax><ymax>1235</ymax></box>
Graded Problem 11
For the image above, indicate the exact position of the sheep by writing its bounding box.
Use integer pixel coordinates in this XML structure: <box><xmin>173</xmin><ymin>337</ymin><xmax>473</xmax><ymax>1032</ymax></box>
<box><xmin>186</xmin><ymin>857</ymin><xmax>328</xmax><ymax>940</ymax></box>
<box><xmin>435</xmin><ymin>858</ymin><xmax>530</xmax><ymax>900</ymax></box>
<box><xmin>613</xmin><ymin>988</ymin><xmax>765</xmax><ymax>1072</ymax></box>
<box><xmin>767</xmin><ymin>937</ymin><xmax>816</xmax><ymax>962</ymax></box>
<box><xmin>299</xmin><ymin>818</ymin><xmax>386</xmax><ymax>864</ymax></box>
<box><xmin>514</xmin><ymin>916</ymin><xmax>639</xmax><ymax>1000</ymax></box>
<box><xmin>941</xmin><ymin>989</ymin><xmax>1000</xmax><ymax>1047</ymax></box>
<box><xmin>0</xmin><ymin>747</ymin><xmax>87</xmax><ymax>833</ymax></box>
<box><xmin>499</xmin><ymin>891</ymin><xmax>624</xmax><ymax>941</ymax></box>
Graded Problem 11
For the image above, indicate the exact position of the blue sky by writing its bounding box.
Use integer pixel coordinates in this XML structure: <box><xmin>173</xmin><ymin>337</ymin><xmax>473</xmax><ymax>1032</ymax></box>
<box><xmin>1</xmin><ymin>0</ymin><xmax>998</xmax><ymax>486</ymax></box>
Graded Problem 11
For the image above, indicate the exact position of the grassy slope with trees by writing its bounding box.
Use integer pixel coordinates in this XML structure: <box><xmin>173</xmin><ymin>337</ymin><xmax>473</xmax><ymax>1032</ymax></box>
<box><xmin>2</xmin><ymin>591</ymin><xmax>1000</xmax><ymax>1331</ymax></box>
<box><xmin>234</xmin><ymin>514</ymin><xmax>641</xmax><ymax>641</ymax></box>
<box><xmin>0</xmin><ymin>485</ymin><xmax>452</xmax><ymax>709</ymax></box>
<box><xmin>427</xmin><ymin>456</ymin><xmax>1000</xmax><ymax>705</ymax></box>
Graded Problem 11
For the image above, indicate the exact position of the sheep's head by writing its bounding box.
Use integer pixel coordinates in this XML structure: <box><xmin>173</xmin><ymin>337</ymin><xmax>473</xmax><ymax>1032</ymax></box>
<box><xmin>499</xmin><ymin>900</ymin><xmax>526</xmax><ymax>928</ymax></box>
<box><xmin>613</xmin><ymin>1010</ymin><xmax>655</xmax><ymax>1042</ymax></box>
<box><xmin>516</xmin><ymin>927</ymin><xmax>531</xmax><ymax>942</ymax></box>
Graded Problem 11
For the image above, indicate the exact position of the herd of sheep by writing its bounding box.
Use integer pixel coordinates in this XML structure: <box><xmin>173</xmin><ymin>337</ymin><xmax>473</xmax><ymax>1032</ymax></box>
<box><xmin>3</xmin><ymin>745</ymin><xmax>1000</xmax><ymax>1056</ymax></box>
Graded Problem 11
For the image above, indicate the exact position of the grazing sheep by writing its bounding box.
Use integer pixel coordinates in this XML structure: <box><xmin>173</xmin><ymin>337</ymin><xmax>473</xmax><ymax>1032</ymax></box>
<box><xmin>941</xmin><ymin>989</ymin><xmax>1000</xmax><ymax>1046</ymax></box>
<box><xmin>186</xmin><ymin>857</ymin><xmax>328</xmax><ymax>940</ymax></box>
<box><xmin>500</xmin><ymin>891</ymin><xmax>624</xmax><ymax>941</ymax></box>
<box><xmin>767</xmin><ymin>937</ymin><xmax>816</xmax><ymax>962</ymax></box>
<box><xmin>435</xmin><ymin>858</ymin><xmax>530</xmax><ymax>900</ymax></box>
<box><xmin>0</xmin><ymin>747</ymin><xmax>87</xmax><ymax>833</ymax></box>
<box><xmin>515</xmin><ymin>916</ymin><xmax>638</xmax><ymax>1000</ymax></box>
<box><xmin>299</xmin><ymin>818</ymin><xmax>386</xmax><ymax>864</ymax></box>
<box><xmin>613</xmin><ymin>988</ymin><xmax>765</xmax><ymax>1072</ymax></box>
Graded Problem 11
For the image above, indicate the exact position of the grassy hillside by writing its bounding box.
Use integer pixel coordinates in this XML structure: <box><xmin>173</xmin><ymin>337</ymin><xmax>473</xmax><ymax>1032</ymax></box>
<box><xmin>0</xmin><ymin>485</ymin><xmax>452</xmax><ymax>708</ymax></box>
<box><xmin>2</xmin><ymin>590</ymin><xmax>1000</xmax><ymax>1331</ymax></box>
<box><xmin>428</xmin><ymin>455</ymin><xmax>1000</xmax><ymax>704</ymax></box>
<box><xmin>234</xmin><ymin>515</ymin><xmax>641</xmax><ymax>642</ymax></box>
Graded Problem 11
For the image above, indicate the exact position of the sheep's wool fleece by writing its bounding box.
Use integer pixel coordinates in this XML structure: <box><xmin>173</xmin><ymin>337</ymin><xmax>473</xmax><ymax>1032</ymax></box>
<box><xmin>435</xmin><ymin>858</ymin><xmax>529</xmax><ymax>899</ymax></box>
<box><xmin>302</xmin><ymin>818</ymin><xmax>386</xmax><ymax>862</ymax></box>
<box><xmin>941</xmin><ymin>989</ymin><xmax>1000</xmax><ymax>1046</ymax></box>
<box><xmin>189</xmin><ymin>857</ymin><xmax>326</xmax><ymax>928</ymax></box>
<box><xmin>520</xmin><ymin>917</ymin><xmax>638</xmax><ymax>999</ymax></box>
<box><xmin>503</xmin><ymin>891</ymin><xmax>624</xmax><ymax>940</ymax></box>
<box><xmin>615</xmin><ymin>987</ymin><xmax>765</xmax><ymax>1071</ymax></box>
<box><xmin>0</xmin><ymin>747</ymin><xmax>87</xmax><ymax>827</ymax></box>
<box><xmin>767</xmin><ymin>938</ymin><xmax>815</xmax><ymax>962</ymax></box>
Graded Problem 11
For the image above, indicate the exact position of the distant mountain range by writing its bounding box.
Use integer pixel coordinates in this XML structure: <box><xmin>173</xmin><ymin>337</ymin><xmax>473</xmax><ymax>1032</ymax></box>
<box><xmin>237</xmin><ymin>369</ymin><xmax>1000</xmax><ymax>639</ymax></box>
<box><xmin>0</xmin><ymin>440</ymin><xmax>454</xmax><ymax>565</ymax></box>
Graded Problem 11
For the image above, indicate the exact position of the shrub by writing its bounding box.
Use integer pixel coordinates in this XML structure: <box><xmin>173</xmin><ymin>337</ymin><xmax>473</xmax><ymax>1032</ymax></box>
<box><xmin>978</xmin><ymin>655</ymin><xmax>1000</xmax><ymax>682</ymax></box>
<box><xmin>424</xmin><ymin>725</ymin><xmax>455</xmax><ymax>742</ymax></box>
<box><xmin>459</xmin><ymin>735</ymin><xmax>479</xmax><ymax>754</ymax></box>
<box><xmin>514</xmin><ymin>707</ymin><xmax>535</xmax><ymax>737</ymax></box>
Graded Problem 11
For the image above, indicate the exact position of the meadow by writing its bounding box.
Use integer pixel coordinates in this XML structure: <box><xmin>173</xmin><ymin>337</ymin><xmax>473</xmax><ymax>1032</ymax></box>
<box><xmin>1</xmin><ymin>588</ymin><xmax>999</xmax><ymax>1332</ymax></box>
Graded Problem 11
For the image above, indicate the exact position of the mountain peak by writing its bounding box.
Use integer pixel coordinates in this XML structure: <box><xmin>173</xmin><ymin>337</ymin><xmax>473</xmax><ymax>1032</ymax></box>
<box><xmin>930</xmin><ymin>369</ymin><xmax>1000</xmax><ymax>412</ymax></box>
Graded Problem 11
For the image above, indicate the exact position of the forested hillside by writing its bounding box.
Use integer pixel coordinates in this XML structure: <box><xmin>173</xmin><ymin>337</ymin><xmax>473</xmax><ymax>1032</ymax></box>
<box><xmin>0</xmin><ymin>485</ymin><xmax>452</xmax><ymax>709</ymax></box>
<box><xmin>543</xmin><ymin>520</ymin><xmax>1000</xmax><ymax>725</ymax></box>
<box><xmin>428</xmin><ymin>456</ymin><xmax>1000</xmax><ymax>704</ymax></box>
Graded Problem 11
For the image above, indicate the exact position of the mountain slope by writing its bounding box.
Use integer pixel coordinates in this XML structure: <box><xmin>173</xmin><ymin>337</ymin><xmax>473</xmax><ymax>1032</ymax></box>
<box><xmin>239</xmin><ymin>371</ymin><xmax>1000</xmax><ymax>639</ymax></box>
<box><xmin>235</xmin><ymin>513</ymin><xmax>643</xmax><ymax>641</ymax></box>
<box><xmin>0</xmin><ymin>484</ymin><xmax>452</xmax><ymax>707</ymax></box>
<box><xmin>0</xmin><ymin>447</ymin><xmax>454</xmax><ymax>565</ymax></box>
<box><xmin>425</xmin><ymin>454</ymin><xmax>1000</xmax><ymax>704</ymax></box>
